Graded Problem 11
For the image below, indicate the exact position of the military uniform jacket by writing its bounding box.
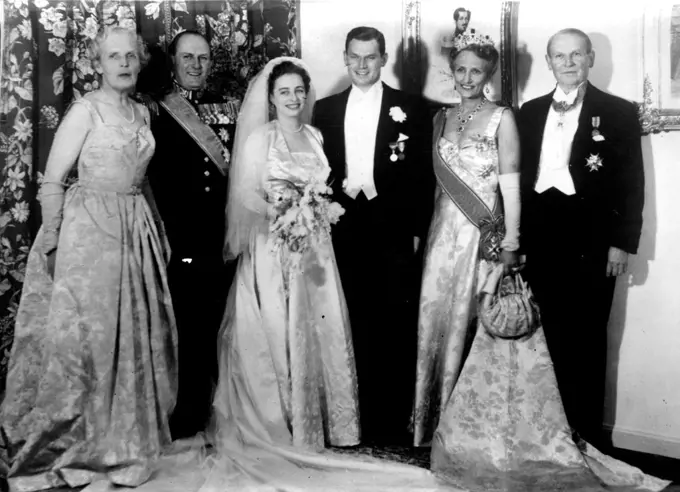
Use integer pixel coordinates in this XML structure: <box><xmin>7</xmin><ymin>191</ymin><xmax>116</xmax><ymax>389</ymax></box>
<box><xmin>147</xmin><ymin>89</ymin><xmax>236</xmax><ymax>262</ymax></box>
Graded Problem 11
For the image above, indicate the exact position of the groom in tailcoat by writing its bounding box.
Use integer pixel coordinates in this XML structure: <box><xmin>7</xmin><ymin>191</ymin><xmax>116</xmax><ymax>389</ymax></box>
<box><xmin>313</xmin><ymin>26</ymin><xmax>435</xmax><ymax>445</ymax></box>
<box><xmin>518</xmin><ymin>28</ymin><xmax>644</xmax><ymax>447</ymax></box>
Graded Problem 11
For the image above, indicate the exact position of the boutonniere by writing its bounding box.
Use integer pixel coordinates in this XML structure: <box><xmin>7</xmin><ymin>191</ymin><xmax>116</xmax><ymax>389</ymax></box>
<box><xmin>591</xmin><ymin>116</ymin><xmax>605</xmax><ymax>142</ymax></box>
<box><xmin>388</xmin><ymin>133</ymin><xmax>410</xmax><ymax>162</ymax></box>
<box><xmin>585</xmin><ymin>153</ymin><xmax>603</xmax><ymax>172</ymax></box>
<box><xmin>389</xmin><ymin>106</ymin><xmax>407</xmax><ymax>123</ymax></box>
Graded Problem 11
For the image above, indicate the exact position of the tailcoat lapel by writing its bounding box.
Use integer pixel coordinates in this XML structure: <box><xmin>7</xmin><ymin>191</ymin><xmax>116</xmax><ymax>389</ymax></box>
<box><xmin>333</xmin><ymin>88</ymin><xmax>351</xmax><ymax>183</ymax></box>
<box><xmin>527</xmin><ymin>94</ymin><xmax>553</xmax><ymax>188</ymax></box>
<box><xmin>568</xmin><ymin>82</ymin><xmax>599</xmax><ymax>190</ymax></box>
<box><xmin>373</xmin><ymin>84</ymin><xmax>398</xmax><ymax>188</ymax></box>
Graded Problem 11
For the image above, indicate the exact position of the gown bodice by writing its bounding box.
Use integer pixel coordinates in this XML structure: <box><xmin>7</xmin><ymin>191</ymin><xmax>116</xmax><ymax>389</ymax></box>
<box><xmin>267</xmin><ymin>151</ymin><xmax>329</xmax><ymax>188</ymax></box>
<box><xmin>76</xmin><ymin>97</ymin><xmax>155</xmax><ymax>194</ymax></box>
<box><xmin>263</xmin><ymin>124</ymin><xmax>331</xmax><ymax>205</ymax></box>
<box><xmin>436</xmin><ymin>106</ymin><xmax>505</xmax><ymax>208</ymax></box>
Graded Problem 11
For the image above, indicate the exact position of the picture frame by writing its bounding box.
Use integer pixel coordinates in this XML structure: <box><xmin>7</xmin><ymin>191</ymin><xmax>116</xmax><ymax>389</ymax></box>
<box><xmin>639</xmin><ymin>5</ymin><xmax>680</xmax><ymax>133</ymax></box>
<box><xmin>401</xmin><ymin>0</ymin><xmax>519</xmax><ymax>108</ymax></box>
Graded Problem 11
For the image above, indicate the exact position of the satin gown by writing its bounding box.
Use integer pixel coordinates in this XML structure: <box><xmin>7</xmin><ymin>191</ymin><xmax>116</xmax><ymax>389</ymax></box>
<box><xmin>412</xmin><ymin>106</ymin><xmax>670</xmax><ymax>492</ymax></box>
<box><xmin>0</xmin><ymin>94</ymin><xmax>177</xmax><ymax>492</ymax></box>
<box><xmin>214</xmin><ymin>135</ymin><xmax>361</xmax><ymax>453</ymax></box>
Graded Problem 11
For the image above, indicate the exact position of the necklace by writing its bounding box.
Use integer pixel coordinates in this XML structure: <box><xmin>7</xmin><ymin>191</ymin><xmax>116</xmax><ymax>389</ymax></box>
<box><xmin>100</xmin><ymin>91</ymin><xmax>136</xmax><ymax>124</ymax></box>
<box><xmin>118</xmin><ymin>104</ymin><xmax>135</xmax><ymax>125</ymax></box>
<box><xmin>280</xmin><ymin>122</ymin><xmax>303</xmax><ymax>133</ymax></box>
<box><xmin>456</xmin><ymin>97</ymin><xmax>487</xmax><ymax>135</ymax></box>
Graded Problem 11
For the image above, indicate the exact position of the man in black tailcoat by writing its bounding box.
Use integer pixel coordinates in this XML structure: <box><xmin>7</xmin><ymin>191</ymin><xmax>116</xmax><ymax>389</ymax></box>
<box><xmin>518</xmin><ymin>28</ymin><xmax>644</xmax><ymax>447</ymax></box>
<box><xmin>313</xmin><ymin>26</ymin><xmax>435</xmax><ymax>446</ymax></box>
<box><xmin>146</xmin><ymin>30</ymin><xmax>237</xmax><ymax>439</ymax></box>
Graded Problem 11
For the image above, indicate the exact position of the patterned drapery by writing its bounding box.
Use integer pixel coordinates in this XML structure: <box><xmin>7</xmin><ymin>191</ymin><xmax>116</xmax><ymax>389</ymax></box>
<box><xmin>0</xmin><ymin>0</ymin><xmax>298</xmax><ymax>394</ymax></box>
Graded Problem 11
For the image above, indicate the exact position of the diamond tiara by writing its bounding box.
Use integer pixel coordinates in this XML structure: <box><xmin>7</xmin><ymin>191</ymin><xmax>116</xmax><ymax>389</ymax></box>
<box><xmin>453</xmin><ymin>29</ymin><xmax>495</xmax><ymax>51</ymax></box>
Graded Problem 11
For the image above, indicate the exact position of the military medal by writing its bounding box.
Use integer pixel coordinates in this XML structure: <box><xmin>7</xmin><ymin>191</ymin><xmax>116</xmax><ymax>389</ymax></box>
<box><xmin>397</xmin><ymin>141</ymin><xmax>406</xmax><ymax>160</ymax></box>
<box><xmin>197</xmin><ymin>103</ymin><xmax>237</xmax><ymax>126</ymax></box>
<box><xmin>591</xmin><ymin>116</ymin><xmax>604</xmax><ymax>141</ymax></box>
<box><xmin>389</xmin><ymin>142</ymin><xmax>398</xmax><ymax>162</ymax></box>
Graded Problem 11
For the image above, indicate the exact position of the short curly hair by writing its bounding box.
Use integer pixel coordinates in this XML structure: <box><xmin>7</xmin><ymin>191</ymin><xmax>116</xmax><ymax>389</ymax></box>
<box><xmin>449</xmin><ymin>43</ymin><xmax>499</xmax><ymax>78</ymax></box>
<box><xmin>88</xmin><ymin>26</ymin><xmax>150</xmax><ymax>69</ymax></box>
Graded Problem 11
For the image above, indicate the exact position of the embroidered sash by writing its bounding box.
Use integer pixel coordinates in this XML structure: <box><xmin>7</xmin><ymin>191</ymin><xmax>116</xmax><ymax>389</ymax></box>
<box><xmin>432</xmin><ymin>108</ymin><xmax>505</xmax><ymax>261</ymax></box>
<box><xmin>160</xmin><ymin>92</ymin><xmax>227</xmax><ymax>175</ymax></box>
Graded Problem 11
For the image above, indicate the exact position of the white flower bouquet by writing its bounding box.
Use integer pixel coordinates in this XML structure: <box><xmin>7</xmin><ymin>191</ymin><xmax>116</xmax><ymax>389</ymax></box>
<box><xmin>267</xmin><ymin>174</ymin><xmax>345</xmax><ymax>273</ymax></box>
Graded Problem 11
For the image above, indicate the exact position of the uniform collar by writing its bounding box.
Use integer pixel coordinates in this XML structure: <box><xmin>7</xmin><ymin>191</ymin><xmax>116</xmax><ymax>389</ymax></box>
<box><xmin>174</xmin><ymin>79</ymin><xmax>204</xmax><ymax>104</ymax></box>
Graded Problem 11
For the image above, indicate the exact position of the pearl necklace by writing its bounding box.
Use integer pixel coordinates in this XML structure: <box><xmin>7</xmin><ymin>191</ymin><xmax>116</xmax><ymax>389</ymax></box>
<box><xmin>119</xmin><ymin>105</ymin><xmax>135</xmax><ymax>125</ymax></box>
<box><xmin>100</xmin><ymin>92</ymin><xmax>136</xmax><ymax>124</ymax></box>
<box><xmin>280</xmin><ymin>122</ymin><xmax>303</xmax><ymax>133</ymax></box>
<box><xmin>456</xmin><ymin>97</ymin><xmax>487</xmax><ymax>135</ymax></box>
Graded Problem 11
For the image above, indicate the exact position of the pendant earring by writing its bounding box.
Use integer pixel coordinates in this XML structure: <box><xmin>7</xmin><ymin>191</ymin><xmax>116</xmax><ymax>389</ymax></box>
<box><xmin>484</xmin><ymin>84</ymin><xmax>490</xmax><ymax>96</ymax></box>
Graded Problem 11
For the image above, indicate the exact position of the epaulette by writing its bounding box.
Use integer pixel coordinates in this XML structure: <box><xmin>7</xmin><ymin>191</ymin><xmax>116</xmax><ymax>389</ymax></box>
<box><xmin>134</xmin><ymin>92</ymin><xmax>160</xmax><ymax>119</ymax></box>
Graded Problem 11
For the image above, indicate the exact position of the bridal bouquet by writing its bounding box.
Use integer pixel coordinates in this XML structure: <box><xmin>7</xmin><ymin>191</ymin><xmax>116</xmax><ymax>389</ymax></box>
<box><xmin>268</xmin><ymin>175</ymin><xmax>345</xmax><ymax>272</ymax></box>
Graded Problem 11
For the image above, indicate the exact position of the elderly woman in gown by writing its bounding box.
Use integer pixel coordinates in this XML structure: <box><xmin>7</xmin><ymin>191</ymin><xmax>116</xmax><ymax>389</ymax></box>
<box><xmin>411</xmin><ymin>37</ymin><xmax>670</xmax><ymax>492</ymax></box>
<box><xmin>0</xmin><ymin>27</ymin><xmax>176</xmax><ymax>491</ymax></box>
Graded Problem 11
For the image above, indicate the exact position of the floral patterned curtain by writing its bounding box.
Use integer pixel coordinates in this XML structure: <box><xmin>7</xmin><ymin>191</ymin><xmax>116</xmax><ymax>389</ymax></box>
<box><xmin>0</xmin><ymin>0</ymin><xmax>298</xmax><ymax>394</ymax></box>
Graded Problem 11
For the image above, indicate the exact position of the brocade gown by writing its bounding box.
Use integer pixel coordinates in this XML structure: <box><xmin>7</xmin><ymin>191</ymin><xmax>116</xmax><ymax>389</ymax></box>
<box><xmin>0</xmin><ymin>94</ymin><xmax>177</xmax><ymax>491</ymax></box>
<box><xmin>412</xmin><ymin>106</ymin><xmax>669</xmax><ymax>492</ymax></box>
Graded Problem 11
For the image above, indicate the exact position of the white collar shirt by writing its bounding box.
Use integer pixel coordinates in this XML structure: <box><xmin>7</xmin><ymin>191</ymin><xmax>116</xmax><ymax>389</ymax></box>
<box><xmin>344</xmin><ymin>82</ymin><xmax>383</xmax><ymax>200</ymax></box>
<box><xmin>534</xmin><ymin>84</ymin><xmax>586</xmax><ymax>195</ymax></box>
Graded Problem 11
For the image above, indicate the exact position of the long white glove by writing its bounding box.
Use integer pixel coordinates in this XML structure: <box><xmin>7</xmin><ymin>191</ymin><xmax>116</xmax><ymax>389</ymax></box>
<box><xmin>39</xmin><ymin>181</ymin><xmax>66</xmax><ymax>254</ymax></box>
<box><xmin>498</xmin><ymin>172</ymin><xmax>520</xmax><ymax>252</ymax></box>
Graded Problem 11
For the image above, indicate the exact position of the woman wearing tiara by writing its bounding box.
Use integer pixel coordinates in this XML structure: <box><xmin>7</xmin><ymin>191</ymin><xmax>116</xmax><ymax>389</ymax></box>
<box><xmin>412</xmin><ymin>34</ymin><xmax>669</xmax><ymax>492</ymax></box>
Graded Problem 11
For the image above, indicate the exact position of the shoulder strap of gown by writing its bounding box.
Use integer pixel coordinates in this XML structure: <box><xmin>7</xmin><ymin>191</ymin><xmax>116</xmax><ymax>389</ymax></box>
<box><xmin>484</xmin><ymin>106</ymin><xmax>506</xmax><ymax>139</ymax></box>
<box><xmin>72</xmin><ymin>96</ymin><xmax>104</xmax><ymax>125</ymax></box>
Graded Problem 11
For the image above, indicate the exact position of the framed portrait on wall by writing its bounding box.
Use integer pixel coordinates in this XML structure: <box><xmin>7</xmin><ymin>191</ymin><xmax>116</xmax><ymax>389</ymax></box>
<box><xmin>639</xmin><ymin>5</ymin><xmax>680</xmax><ymax>133</ymax></box>
<box><xmin>401</xmin><ymin>0</ymin><xmax>519</xmax><ymax>108</ymax></box>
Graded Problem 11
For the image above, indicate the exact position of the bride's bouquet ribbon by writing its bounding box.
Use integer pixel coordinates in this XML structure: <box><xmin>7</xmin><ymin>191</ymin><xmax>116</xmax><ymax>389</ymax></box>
<box><xmin>432</xmin><ymin>110</ymin><xmax>505</xmax><ymax>262</ymax></box>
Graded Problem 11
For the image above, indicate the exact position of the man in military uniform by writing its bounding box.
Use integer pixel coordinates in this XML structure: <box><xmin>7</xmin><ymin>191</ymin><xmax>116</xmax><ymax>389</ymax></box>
<box><xmin>147</xmin><ymin>30</ymin><xmax>237</xmax><ymax>439</ymax></box>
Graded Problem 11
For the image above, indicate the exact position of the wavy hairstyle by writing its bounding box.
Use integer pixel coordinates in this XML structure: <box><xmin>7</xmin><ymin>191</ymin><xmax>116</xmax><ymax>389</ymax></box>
<box><xmin>449</xmin><ymin>43</ymin><xmax>499</xmax><ymax>79</ymax></box>
<box><xmin>267</xmin><ymin>60</ymin><xmax>312</xmax><ymax>97</ymax></box>
<box><xmin>88</xmin><ymin>26</ymin><xmax>150</xmax><ymax>68</ymax></box>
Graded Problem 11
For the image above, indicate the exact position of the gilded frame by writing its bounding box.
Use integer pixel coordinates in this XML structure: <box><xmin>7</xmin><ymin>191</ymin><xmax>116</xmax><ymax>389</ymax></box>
<box><xmin>638</xmin><ymin>6</ymin><xmax>680</xmax><ymax>133</ymax></box>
